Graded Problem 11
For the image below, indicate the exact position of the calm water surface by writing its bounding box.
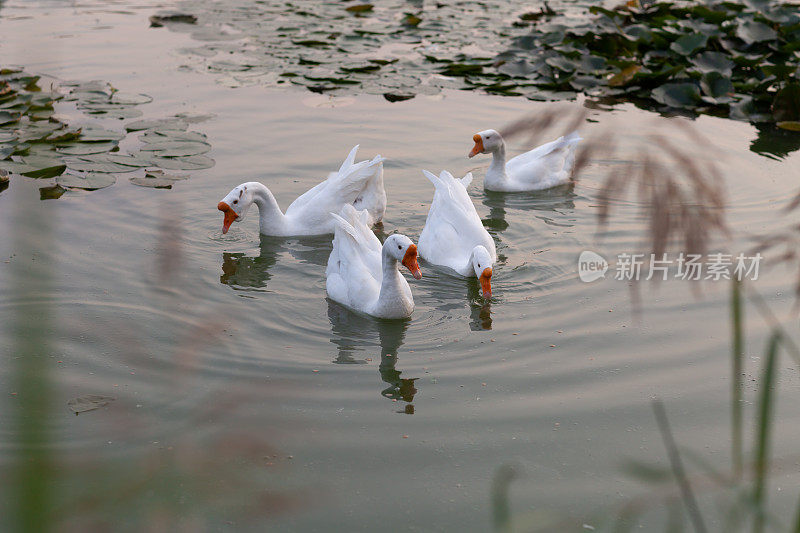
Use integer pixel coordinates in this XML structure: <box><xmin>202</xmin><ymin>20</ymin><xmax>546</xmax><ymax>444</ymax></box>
<box><xmin>1</xmin><ymin>1</ymin><xmax>800</xmax><ymax>531</ymax></box>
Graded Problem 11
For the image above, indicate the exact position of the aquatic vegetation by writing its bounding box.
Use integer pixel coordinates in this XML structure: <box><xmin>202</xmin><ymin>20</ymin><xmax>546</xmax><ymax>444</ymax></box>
<box><xmin>0</xmin><ymin>70</ymin><xmax>215</xmax><ymax>194</ymax></box>
<box><xmin>154</xmin><ymin>0</ymin><xmax>800</xmax><ymax>157</ymax></box>
<box><xmin>150</xmin><ymin>0</ymin><xmax>538</xmax><ymax>99</ymax></box>
<box><xmin>507</xmin><ymin>0</ymin><xmax>800</xmax><ymax>127</ymax></box>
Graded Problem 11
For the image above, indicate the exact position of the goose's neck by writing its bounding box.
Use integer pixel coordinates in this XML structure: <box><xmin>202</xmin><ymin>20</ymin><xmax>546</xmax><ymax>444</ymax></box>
<box><xmin>487</xmin><ymin>141</ymin><xmax>508</xmax><ymax>184</ymax></box>
<box><xmin>250</xmin><ymin>183</ymin><xmax>289</xmax><ymax>235</ymax></box>
<box><xmin>374</xmin><ymin>249</ymin><xmax>412</xmax><ymax>316</ymax></box>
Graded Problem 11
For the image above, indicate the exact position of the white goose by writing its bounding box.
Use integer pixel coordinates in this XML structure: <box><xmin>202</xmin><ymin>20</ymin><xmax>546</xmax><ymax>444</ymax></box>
<box><xmin>217</xmin><ymin>145</ymin><xmax>386</xmax><ymax>236</ymax></box>
<box><xmin>326</xmin><ymin>204</ymin><xmax>422</xmax><ymax>319</ymax></box>
<box><xmin>417</xmin><ymin>170</ymin><xmax>496</xmax><ymax>299</ymax></box>
<box><xmin>468</xmin><ymin>129</ymin><xmax>581</xmax><ymax>192</ymax></box>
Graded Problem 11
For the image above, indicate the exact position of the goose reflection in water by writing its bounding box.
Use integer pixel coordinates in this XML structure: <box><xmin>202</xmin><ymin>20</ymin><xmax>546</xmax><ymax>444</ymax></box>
<box><xmin>466</xmin><ymin>276</ymin><xmax>493</xmax><ymax>331</ymax></box>
<box><xmin>327</xmin><ymin>300</ymin><xmax>417</xmax><ymax>414</ymax></box>
<box><xmin>219</xmin><ymin>234</ymin><xmax>331</xmax><ymax>290</ymax></box>
<box><xmin>480</xmin><ymin>182</ymin><xmax>577</xmax><ymax>233</ymax></box>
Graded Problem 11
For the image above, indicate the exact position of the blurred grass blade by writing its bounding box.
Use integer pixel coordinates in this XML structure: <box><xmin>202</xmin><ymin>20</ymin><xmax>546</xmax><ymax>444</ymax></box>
<box><xmin>731</xmin><ymin>279</ymin><xmax>744</xmax><ymax>480</ymax></box>
<box><xmin>652</xmin><ymin>399</ymin><xmax>707</xmax><ymax>533</ymax></box>
<box><xmin>752</xmin><ymin>331</ymin><xmax>780</xmax><ymax>533</ymax></box>
<box><xmin>794</xmin><ymin>493</ymin><xmax>800</xmax><ymax>533</ymax></box>
<box><xmin>11</xmin><ymin>184</ymin><xmax>55</xmax><ymax>532</ymax></box>
<box><xmin>491</xmin><ymin>464</ymin><xmax>518</xmax><ymax>532</ymax></box>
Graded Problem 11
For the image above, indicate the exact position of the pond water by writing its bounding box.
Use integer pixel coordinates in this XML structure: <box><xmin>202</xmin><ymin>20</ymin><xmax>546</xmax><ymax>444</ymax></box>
<box><xmin>2</xmin><ymin>1</ymin><xmax>800</xmax><ymax>531</ymax></box>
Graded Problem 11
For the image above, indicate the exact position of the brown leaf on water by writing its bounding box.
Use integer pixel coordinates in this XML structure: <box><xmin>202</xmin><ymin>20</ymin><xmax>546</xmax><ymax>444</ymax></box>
<box><xmin>608</xmin><ymin>65</ymin><xmax>642</xmax><ymax>87</ymax></box>
<box><xmin>345</xmin><ymin>4</ymin><xmax>373</xmax><ymax>13</ymax></box>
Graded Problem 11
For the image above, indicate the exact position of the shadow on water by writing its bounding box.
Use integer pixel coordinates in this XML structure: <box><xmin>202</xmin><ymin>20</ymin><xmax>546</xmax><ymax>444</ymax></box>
<box><xmin>220</xmin><ymin>234</ymin><xmax>331</xmax><ymax>290</ymax></box>
<box><xmin>750</xmin><ymin>123</ymin><xmax>800</xmax><ymax>160</ymax></box>
<box><xmin>326</xmin><ymin>300</ymin><xmax>418</xmax><ymax>414</ymax></box>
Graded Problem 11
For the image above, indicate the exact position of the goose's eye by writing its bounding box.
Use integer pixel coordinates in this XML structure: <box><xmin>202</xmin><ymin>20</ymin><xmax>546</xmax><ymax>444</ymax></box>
<box><xmin>398</xmin><ymin>244</ymin><xmax>402</xmax><ymax>250</ymax></box>
<box><xmin>233</xmin><ymin>200</ymin><xmax>238</xmax><ymax>204</ymax></box>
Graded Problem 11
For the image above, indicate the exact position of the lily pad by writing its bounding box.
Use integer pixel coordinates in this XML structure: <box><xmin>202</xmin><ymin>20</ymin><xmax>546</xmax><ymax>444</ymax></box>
<box><xmin>772</xmin><ymin>83</ymin><xmax>800</xmax><ymax>122</ymax></box>
<box><xmin>40</xmin><ymin>184</ymin><xmax>66</xmax><ymax>200</ymax></box>
<box><xmin>701</xmin><ymin>72</ymin><xmax>735</xmax><ymax>103</ymax></box>
<box><xmin>736</xmin><ymin>20</ymin><xmax>777</xmax><ymax>45</ymax></box>
<box><xmin>125</xmin><ymin>118</ymin><xmax>188</xmax><ymax>132</ymax></box>
<box><xmin>97</xmin><ymin>152</ymin><xmax>153</xmax><ymax>167</ymax></box>
<box><xmin>129</xmin><ymin>170</ymin><xmax>188</xmax><ymax>189</ymax></box>
<box><xmin>65</xmin><ymin>158</ymin><xmax>139</xmax><ymax>173</ymax></box>
<box><xmin>691</xmin><ymin>52</ymin><xmax>735</xmax><ymax>77</ymax></box>
<box><xmin>139</xmin><ymin>140</ymin><xmax>211</xmax><ymax>156</ymax></box>
<box><xmin>0</xmin><ymin>155</ymin><xmax>66</xmax><ymax>178</ymax></box>
<box><xmin>56</xmin><ymin>172</ymin><xmax>116</xmax><ymax>190</ymax></box>
<box><xmin>79</xmin><ymin>127</ymin><xmax>125</xmax><ymax>142</ymax></box>
<box><xmin>669</xmin><ymin>33</ymin><xmax>708</xmax><ymax>56</ymax></box>
<box><xmin>651</xmin><ymin>82</ymin><xmax>701</xmax><ymax>108</ymax></box>
<box><xmin>110</xmin><ymin>92</ymin><xmax>153</xmax><ymax>105</ymax></box>
<box><xmin>57</xmin><ymin>142</ymin><xmax>119</xmax><ymax>155</ymax></box>
<box><xmin>140</xmin><ymin>130</ymin><xmax>207</xmax><ymax>143</ymax></box>
<box><xmin>147</xmin><ymin>154</ymin><xmax>215</xmax><ymax>170</ymax></box>
<box><xmin>67</xmin><ymin>394</ymin><xmax>115</xmax><ymax>414</ymax></box>
<box><xmin>0</xmin><ymin>111</ymin><xmax>20</xmax><ymax>126</ymax></box>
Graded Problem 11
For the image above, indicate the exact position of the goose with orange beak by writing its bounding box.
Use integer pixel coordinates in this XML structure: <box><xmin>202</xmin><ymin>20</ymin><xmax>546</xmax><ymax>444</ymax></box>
<box><xmin>469</xmin><ymin>128</ymin><xmax>582</xmax><ymax>192</ymax></box>
<box><xmin>417</xmin><ymin>170</ymin><xmax>496</xmax><ymax>300</ymax></box>
<box><xmin>326</xmin><ymin>204</ymin><xmax>422</xmax><ymax>319</ymax></box>
<box><xmin>217</xmin><ymin>145</ymin><xmax>386</xmax><ymax>237</ymax></box>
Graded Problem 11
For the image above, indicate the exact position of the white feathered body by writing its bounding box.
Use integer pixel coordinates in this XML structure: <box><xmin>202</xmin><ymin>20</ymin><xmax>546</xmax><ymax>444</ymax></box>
<box><xmin>486</xmin><ymin>131</ymin><xmax>581</xmax><ymax>192</ymax></box>
<box><xmin>280</xmin><ymin>145</ymin><xmax>386</xmax><ymax>234</ymax></box>
<box><xmin>326</xmin><ymin>205</ymin><xmax>414</xmax><ymax>319</ymax></box>
<box><xmin>417</xmin><ymin>170</ymin><xmax>496</xmax><ymax>277</ymax></box>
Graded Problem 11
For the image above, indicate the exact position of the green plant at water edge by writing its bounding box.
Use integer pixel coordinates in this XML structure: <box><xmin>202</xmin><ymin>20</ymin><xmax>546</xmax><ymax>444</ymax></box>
<box><xmin>9</xmin><ymin>182</ymin><xmax>55</xmax><ymax>532</ymax></box>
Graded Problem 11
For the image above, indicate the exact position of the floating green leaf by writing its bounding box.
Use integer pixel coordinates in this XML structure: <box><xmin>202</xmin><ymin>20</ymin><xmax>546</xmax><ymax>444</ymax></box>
<box><xmin>670</xmin><ymin>33</ymin><xmax>708</xmax><ymax>56</ymax></box>
<box><xmin>772</xmin><ymin>83</ymin><xmax>800</xmax><ymax>122</ymax></box>
<box><xmin>147</xmin><ymin>154</ymin><xmax>215</xmax><ymax>170</ymax></box>
<box><xmin>651</xmin><ymin>82</ymin><xmax>701</xmax><ymax>108</ymax></box>
<box><xmin>736</xmin><ymin>20</ymin><xmax>777</xmax><ymax>45</ymax></box>
<box><xmin>0</xmin><ymin>111</ymin><xmax>20</xmax><ymax>126</ymax></box>
<box><xmin>65</xmin><ymin>157</ymin><xmax>139</xmax><ymax>173</ymax></box>
<box><xmin>57</xmin><ymin>142</ymin><xmax>119</xmax><ymax>155</ymax></box>
<box><xmin>691</xmin><ymin>52</ymin><xmax>735</xmax><ymax>77</ymax></box>
<box><xmin>56</xmin><ymin>172</ymin><xmax>116</xmax><ymax>190</ymax></box>
<box><xmin>129</xmin><ymin>170</ymin><xmax>188</xmax><ymax>189</ymax></box>
<box><xmin>701</xmin><ymin>72</ymin><xmax>734</xmax><ymax>103</ymax></box>
<box><xmin>125</xmin><ymin>118</ymin><xmax>188</xmax><ymax>132</ymax></box>
<box><xmin>39</xmin><ymin>184</ymin><xmax>65</xmax><ymax>200</ymax></box>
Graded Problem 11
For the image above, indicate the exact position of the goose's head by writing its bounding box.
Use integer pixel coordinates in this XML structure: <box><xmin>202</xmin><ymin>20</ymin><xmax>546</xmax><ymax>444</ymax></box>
<box><xmin>385</xmin><ymin>234</ymin><xmax>422</xmax><ymax>280</ymax></box>
<box><xmin>471</xmin><ymin>245</ymin><xmax>493</xmax><ymax>299</ymax></box>
<box><xmin>469</xmin><ymin>129</ymin><xmax>503</xmax><ymax>158</ymax></box>
<box><xmin>217</xmin><ymin>183</ymin><xmax>253</xmax><ymax>234</ymax></box>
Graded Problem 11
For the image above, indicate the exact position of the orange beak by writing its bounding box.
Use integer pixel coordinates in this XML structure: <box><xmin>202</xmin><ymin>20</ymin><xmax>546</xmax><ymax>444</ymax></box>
<box><xmin>402</xmin><ymin>244</ymin><xmax>422</xmax><ymax>280</ymax></box>
<box><xmin>469</xmin><ymin>134</ymin><xmax>484</xmax><ymax>158</ymax></box>
<box><xmin>218</xmin><ymin>201</ymin><xmax>238</xmax><ymax>234</ymax></box>
<box><xmin>479</xmin><ymin>267</ymin><xmax>492</xmax><ymax>299</ymax></box>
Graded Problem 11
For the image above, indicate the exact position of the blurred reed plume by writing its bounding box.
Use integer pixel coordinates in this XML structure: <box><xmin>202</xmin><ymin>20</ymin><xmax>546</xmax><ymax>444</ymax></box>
<box><xmin>501</xmin><ymin>105</ymin><xmax>728</xmax><ymax>259</ymax></box>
